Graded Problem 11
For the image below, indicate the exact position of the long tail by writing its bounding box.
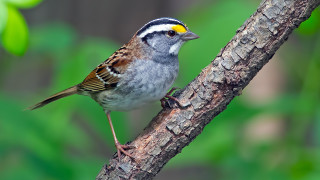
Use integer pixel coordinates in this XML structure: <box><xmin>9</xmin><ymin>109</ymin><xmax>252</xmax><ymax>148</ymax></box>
<box><xmin>27</xmin><ymin>85</ymin><xmax>79</xmax><ymax>110</ymax></box>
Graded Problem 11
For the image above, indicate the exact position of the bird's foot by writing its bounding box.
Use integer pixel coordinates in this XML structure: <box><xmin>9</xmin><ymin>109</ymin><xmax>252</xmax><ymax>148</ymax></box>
<box><xmin>161</xmin><ymin>87</ymin><xmax>183</xmax><ymax>108</ymax></box>
<box><xmin>115</xmin><ymin>142</ymin><xmax>135</xmax><ymax>161</ymax></box>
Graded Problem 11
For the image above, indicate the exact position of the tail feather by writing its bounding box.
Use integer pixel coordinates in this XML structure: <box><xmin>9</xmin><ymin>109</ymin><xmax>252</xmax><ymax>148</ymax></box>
<box><xmin>27</xmin><ymin>85</ymin><xmax>79</xmax><ymax>110</ymax></box>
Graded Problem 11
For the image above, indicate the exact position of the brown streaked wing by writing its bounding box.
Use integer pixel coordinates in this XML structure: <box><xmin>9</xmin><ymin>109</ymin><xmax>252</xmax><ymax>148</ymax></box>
<box><xmin>80</xmin><ymin>68</ymin><xmax>107</xmax><ymax>91</ymax></box>
<box><xmin>79</xmin><ymin>46</ymin><xmax>133</xmax><ymax>92</ymax></box>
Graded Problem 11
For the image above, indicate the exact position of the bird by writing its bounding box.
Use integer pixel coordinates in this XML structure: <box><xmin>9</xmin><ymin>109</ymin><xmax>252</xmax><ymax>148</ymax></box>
<box><xmin>28</xmin><ymin>17</ymin><xmax>199</xmax><ymax>160</ymax></box>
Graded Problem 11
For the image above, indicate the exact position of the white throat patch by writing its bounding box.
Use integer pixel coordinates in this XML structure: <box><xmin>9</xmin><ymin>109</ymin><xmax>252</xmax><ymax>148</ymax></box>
<box><xmin>169</xmin><ymin>41</ymin><xmax>183</xmax><ymax>55</ymax></box>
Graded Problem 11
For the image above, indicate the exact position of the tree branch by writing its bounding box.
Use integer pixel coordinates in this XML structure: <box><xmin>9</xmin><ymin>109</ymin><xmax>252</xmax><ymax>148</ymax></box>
<box><xmin>96</xmin><ymin>0</ymin><xmax>320</xmax><ymax>179</ymax></box>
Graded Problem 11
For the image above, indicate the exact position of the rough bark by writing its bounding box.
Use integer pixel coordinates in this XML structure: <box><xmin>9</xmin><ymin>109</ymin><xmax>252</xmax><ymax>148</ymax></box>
<box><xmin>96</xmin><ymin>0</ymin><xmax>320</xmax><ymax>179</ymax></box>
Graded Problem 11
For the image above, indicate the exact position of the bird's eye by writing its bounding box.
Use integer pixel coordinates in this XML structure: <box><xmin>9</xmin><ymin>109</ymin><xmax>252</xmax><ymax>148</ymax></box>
<box><xmin>167</xmin><ymin>30</ymin><xmax>176</xmax><ymax>37</ymax></box>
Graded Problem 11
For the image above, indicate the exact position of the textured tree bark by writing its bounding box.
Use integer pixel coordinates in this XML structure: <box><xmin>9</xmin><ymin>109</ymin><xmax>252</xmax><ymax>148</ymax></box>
<box><xmin>96</xmin><ymin>0</ymin><xmax>320</xmax><ymax>179</ymax></box>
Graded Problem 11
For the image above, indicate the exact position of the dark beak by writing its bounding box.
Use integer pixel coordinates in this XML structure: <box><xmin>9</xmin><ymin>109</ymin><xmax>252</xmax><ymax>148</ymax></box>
<box><xmin>181</xmin><ymin>31</ymin><xmax>200</xmax><ymax>41</ymax></box>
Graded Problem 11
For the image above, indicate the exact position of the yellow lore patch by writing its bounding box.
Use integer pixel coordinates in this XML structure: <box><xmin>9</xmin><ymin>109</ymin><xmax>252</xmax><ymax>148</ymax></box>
<box><xmin>172</xmin><ymin>24</ymin><xmax>187</xmax><ymax>33</ymax></box>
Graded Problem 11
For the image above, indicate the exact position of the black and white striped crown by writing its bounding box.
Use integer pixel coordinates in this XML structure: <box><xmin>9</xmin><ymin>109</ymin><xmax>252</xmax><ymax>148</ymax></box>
<box><xmin>136</xmin><ymin>17</ymin><xmax>187</xmax><ymax>38</ymax></box>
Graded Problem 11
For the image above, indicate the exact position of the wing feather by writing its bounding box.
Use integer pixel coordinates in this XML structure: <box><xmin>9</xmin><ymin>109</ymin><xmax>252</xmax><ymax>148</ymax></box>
<box><xmin>79</xmin><ymin>46</ymin><xmax>133</xmax><ymax>92</ymax></box>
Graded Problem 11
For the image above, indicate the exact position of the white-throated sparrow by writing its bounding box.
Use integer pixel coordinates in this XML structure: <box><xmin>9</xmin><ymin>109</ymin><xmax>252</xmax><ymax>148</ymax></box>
<box><xmin>28</xmin><ymin>17</ymin><xmax>199</xmax><ymax>160</ymax></box>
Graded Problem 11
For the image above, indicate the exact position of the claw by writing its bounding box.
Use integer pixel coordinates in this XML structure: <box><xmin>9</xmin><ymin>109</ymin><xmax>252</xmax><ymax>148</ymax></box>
<box><xmin>160</xmin><ymin>87</ymin><xmax>182</xmax><ymax>108</ymax></box>
<box><xmin>115</xmin><ymin>142</ymin><xmax>135</xmax><ymax>161</ymax></box>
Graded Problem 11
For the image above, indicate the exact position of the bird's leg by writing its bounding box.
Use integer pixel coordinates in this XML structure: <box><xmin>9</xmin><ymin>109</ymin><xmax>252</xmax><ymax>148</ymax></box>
<box><xmin>106</xmin><ymin>111</ymin><xmax>134</xmax><ymax>161</ymax></box>
<box><xmin>161</xmin><ymin>87</ymin><xmax>183</xmax><ymax>108</ymax></box>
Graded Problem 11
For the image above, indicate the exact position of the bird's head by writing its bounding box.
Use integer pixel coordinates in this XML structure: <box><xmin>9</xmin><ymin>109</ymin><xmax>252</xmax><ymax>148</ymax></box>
<box><xmin>135</xmin><ymin>17</ymin><xmax>199</xmax><ymax>56</ymax></box>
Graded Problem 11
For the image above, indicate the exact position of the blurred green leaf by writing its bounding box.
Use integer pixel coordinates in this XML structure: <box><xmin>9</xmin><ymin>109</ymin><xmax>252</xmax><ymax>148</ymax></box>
<box><xmin>1</xmin><ymin>5</ymin><xmax>28</xmax><ymax>56</ymax></box>
<box><xmin>316</xmin><ymin>109</ymin><xmax>320</xmax><ymax>147</ymax></box>
<box><xmin>3</xmin><ymin>0</ymin><xmax>42</xmax><ymax>8</ymax></box>
<box><xmin>0</xmin><ymin>2</ymin><xmax>8</xmax><ymax>33</ymax></box>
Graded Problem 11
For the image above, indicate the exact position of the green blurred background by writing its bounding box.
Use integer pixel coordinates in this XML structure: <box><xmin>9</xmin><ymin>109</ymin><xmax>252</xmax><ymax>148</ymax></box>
<box><xmin>0</xmin><ymin>0</ymin><xmax>319</xmax><ymax>179</ymax></box>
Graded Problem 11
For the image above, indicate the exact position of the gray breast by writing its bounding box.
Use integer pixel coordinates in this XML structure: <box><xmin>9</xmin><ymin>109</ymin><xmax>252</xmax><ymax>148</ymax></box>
<box><xmin>98</xmin><ymin>58</ymin><xmax>179</xmax><ymax>111</ymax></box>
